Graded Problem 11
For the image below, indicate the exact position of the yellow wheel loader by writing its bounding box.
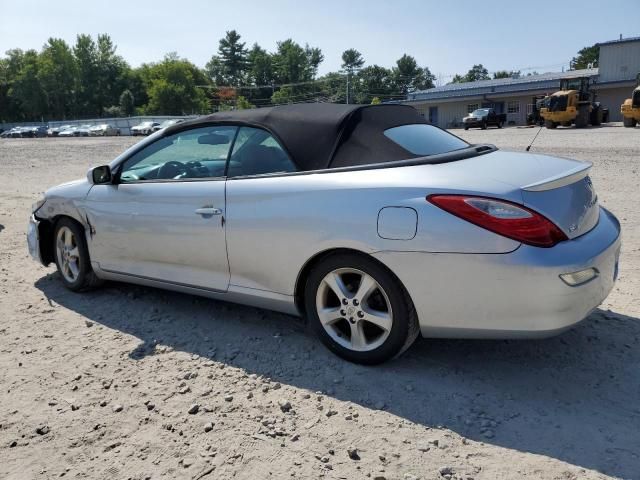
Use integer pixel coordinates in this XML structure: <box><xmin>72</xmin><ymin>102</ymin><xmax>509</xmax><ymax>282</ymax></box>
<box><xmin>621</xmin><ymin>73</ymin><xmax>640</xmax><ymax>128</ymax></box>
<box><xmin>540</xmin><ymin>77</ymin><xmax>608</xmax><ymax>129</ymax></box>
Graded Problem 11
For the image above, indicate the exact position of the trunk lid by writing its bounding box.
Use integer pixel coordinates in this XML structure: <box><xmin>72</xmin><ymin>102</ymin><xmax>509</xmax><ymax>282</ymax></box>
<box><xmin>435</xmin><ymin>150</ymin><xmax>599</xmax><ymax>239</ymax></box>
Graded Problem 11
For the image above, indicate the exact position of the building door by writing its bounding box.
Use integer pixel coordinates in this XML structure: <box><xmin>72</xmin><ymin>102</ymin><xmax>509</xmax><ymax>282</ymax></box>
<box><xmin>428</xmin><ymin>107</ymin><xmax>438</xmax><ymax>126</ymax></box>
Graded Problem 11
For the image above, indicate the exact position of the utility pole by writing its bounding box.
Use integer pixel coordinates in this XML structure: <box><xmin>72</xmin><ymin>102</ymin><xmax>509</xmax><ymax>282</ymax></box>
<box><xmin>346</xmin><ymin>72</ymin><xmax>350</xmax><ymax>104</ymax></box>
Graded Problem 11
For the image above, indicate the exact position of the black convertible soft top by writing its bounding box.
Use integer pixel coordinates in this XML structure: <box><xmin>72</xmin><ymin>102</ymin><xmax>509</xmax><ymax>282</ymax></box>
<box><xmin>165</xmin><ymin>103</ymin><xmax>431</xmax><ymax>171</ymax></box>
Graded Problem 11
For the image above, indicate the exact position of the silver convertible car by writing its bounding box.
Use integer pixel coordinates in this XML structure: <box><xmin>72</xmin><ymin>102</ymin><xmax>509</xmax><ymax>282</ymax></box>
<box><xmin>27</xmin><ymin>104</ymin><xmax>621</xmax><ymax>364</ymax></box>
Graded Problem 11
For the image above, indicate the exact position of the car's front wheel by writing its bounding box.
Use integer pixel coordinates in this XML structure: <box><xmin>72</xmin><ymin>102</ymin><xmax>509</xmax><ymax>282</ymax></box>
<box><xmin>53</xmin><ymin>218</ymin><xmax>102</xmax><ymax>291</ymax></box>
<box><xmin>305</xmin><ymin>254</ymin><xmax>419</xmax><ymax>364</ymax></box>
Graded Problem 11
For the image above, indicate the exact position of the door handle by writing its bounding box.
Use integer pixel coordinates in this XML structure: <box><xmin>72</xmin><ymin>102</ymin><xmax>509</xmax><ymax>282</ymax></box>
<box><xmin>195</xmin><ymin>206</ymin><xmax>222</xmax><ymax>216</ymax></box>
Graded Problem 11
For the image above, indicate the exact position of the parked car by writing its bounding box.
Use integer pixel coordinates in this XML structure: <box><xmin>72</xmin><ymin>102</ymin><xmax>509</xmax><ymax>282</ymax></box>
<box><xmin>58</xmin><ymin>126</ymin><xmax>78</xmax><ymax>137</ymax></box>
<box><xmin>131</xmin><ymin>121</ymin><xmax>160</xmax><ymax>136</ymax></box>
<box><xmin>1</xmin><ymin>127</ymin><xmax>22</xmax><ymax>138</ymax></box>
<box><xmin>27</xmin><ymin>104</ymin><xmax>621</xmax><ymax>364</ymax></box>
<box><xmin>48</xmin><ymin>125</ymin><xmax>72</xmax><ymax>137</ymax></box>
<box><xmin>74</xmin><ymin>125</ymin><xmax>92</xmax><ymax>137</ymax></box>
<box><xmin>463</xmin><ymin>108</ymin><xmax>507</xmax><ymax>130</ymax></box>
<box><xmin>89</xmin><ymin>124</ymin><xmax>121</xmax><ymax>136</ymax></box>
<box><xmin>10</xmin><ymin>127</ymin><xmax>27</xmax><ymax>138</ymax></box>
<box><xmin>151</xmin><ymin>119</ymin><xmax>184</xmax><ymax>132</ymax></box>
<box><xmin>21</xmin><ymin>125</ymin><xmax>48</xmax><ymax>138</ymax></box>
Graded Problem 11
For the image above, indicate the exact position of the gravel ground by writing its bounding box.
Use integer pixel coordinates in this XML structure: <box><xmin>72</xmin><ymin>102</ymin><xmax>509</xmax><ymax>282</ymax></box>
<box><xmin>0</xmin><ymin>125</ymin><xmax>639</xmax><ymax>480</ymax></box>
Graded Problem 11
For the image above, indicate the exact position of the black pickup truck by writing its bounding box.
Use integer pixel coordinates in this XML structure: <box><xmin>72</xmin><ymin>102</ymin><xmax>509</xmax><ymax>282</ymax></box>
<box><xmin>463</xmin><ymin>108</ymin><xmax>507</xmax><ymax>130</ymax></box>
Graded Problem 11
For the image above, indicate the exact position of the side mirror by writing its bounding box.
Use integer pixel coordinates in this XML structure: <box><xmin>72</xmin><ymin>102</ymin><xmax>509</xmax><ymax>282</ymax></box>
<box><xmin>89</xmin><ymin>165</ymin><xmax>112</xmax><ymax>185</ymax></box>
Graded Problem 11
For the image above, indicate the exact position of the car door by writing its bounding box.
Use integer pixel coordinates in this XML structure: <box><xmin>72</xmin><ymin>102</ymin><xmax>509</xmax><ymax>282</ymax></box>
<box><xmin>84</xmin><ymin>125</ymin><xmax>237</xmax><ymax>292</ymax></box>
<box><xmin>224</xmin><ymin>126</ymin><xmax>300</xmax><ymax>293</ymax></box>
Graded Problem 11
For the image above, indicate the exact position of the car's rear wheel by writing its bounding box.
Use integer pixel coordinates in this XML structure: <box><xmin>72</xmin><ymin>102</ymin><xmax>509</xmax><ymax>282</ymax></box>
<box><xmin>53</xmin><ymin>218</ymin><xmax>102</xmax><ymax>292</ymax></box>
<box><xmin>305</xmin><ymin>254</ymin><xmax>419</xmax><ymax>364</ymax></box>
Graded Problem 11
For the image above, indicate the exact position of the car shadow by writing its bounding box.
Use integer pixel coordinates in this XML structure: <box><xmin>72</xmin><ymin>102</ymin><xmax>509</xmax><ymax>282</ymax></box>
<box><xmin>0</xmin><ymin>224</ymin><xmax>4</xmax><ymax>233</ymax></box>
<box><xmin>34</xmin><ymin>274</ymin><xmax>640</xmax><ymax>478</ymax></box>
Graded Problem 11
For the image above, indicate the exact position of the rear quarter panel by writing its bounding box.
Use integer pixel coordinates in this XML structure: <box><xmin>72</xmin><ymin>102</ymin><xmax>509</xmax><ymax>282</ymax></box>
<box><xmin>225</xmin><ymin>165</ymin><xmax>521</xmax><ymax>296</ymax></box>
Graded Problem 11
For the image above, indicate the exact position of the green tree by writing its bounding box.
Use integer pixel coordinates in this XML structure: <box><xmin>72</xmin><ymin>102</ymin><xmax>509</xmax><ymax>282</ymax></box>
<box><xmin>353</xmin><ymin>65</ymin><xmax>394</xmax><ymax>103</ymax></box>
<box><xmin>493</xmin><ymin>70</ymin><xmax>520</xmax><ymax>79</ymax></box>
<box><xmin>270</xmin><ymin>39</ymin><xmax>323</xmax><ymax>104</ymax></box>
<box><xmin>341</xmin><ymin>48</ymin><xmax>364</xmax><ymax>72</ymax></box>
<box><xmin>235</xmin><ymin>95</ymin><xmax>254</xmax><ymax>109</ymax></box>
<box><xmin>305</xmin><ymin>45</ymin><xmax>324</xmax><ymax>79</ymax></box>
<box><xmin>73</xmin><ymin>34</ymin><xmax>98</xmax><ymax>115</ymax></box>
<box><xmin>206</xmin><ymin>30</ymin><xmax>248</xmax><ymax>86</ymax></box>
<box><xmin>318</xmin><ymin>71</ymin><xmax>346</xmax><ymax>103</ymax></box>
<box><xmin>94</xmin><ymin>34</ymin><xmax>130</xmax><ymax>115</ymax></box>
<box><xmin>10</xmin><ymin>49</ymin><xmax>46</xmax><ymax>120</ymax></box>
<box><xmin>463</xmin><ymin>64</ymin><xmax>490</xmax><ymax>82</ymax></box>
<box><xmin>571</xmin><ymin>44</ymin><xmax>599</xmax><ymax>69</ymax></box>
<box><xmin>246</xmin><ymin>43</ymin><xmax>273</xmax><ymax>103</ymax></box>
<box><xmin>38</xmin><ymin>38</ymin><xmax>77</xmax><ymax>119</ymax></box>
<box><xmin>450</xmin><ymin>73</ymin><xmax>464</xmax><ymax>84</ymax></box>
<box><xmin>370</xmin><ymin>96</ymin><xmax>381</xmax><ymax>105</ymax></box>
<box><xmin>271</xmin><ymin>85</ymin><xmax>295</xmax><ymax>105</ymax></box>
<box><xmin>143</xmin><ymin>54</ymin><xmax>209</xmax><ymax>115</ymax></box>
<box><xmin>119</xmin><ymin>89</ymin><xmax>134</xmax><ymax>115</ymax></box>
<box><xmin>393</xmin><ymin>54</ymin><xmax>435</xmax><ymax>94</ymax></box>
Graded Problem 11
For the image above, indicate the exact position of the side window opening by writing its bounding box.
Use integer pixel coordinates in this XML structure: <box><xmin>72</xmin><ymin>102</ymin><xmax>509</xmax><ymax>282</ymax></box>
<box><xmin>228</xmin><ymin>126</ymin><xmax>297</xmax><ymax>177</ymax></box>
<box><xmin>119</xmin><ymin>126</ymin><xmax>237</xmax><ymax>182</ymax></box>
<box><xmin>383</xmin><ymin>124</ymin><xmax>469</xmax><ymax>157</ymax></box>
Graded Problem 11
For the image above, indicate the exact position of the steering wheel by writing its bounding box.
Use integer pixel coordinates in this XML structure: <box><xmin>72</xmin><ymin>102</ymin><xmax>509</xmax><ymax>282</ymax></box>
<box><xmin>157</xmin><ymin>160</ymin><xmax>197</xmax><ymax>179</ymax></box>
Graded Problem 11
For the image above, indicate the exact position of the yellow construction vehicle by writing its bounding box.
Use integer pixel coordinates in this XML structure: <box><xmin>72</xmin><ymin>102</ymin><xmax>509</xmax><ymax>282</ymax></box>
<box><xmin>540</xmin><ymin>77</ymin><xmax>608</xmax><ymax>129</ymax></box>
<box><xmin>621</xmin><ymin>73</ymin><xmax>640</xmax><ymax>128</ymax></box>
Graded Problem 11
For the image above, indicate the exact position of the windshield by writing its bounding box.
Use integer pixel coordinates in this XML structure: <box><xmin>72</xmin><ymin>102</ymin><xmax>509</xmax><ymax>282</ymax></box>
<box><xmin>471</xmin><ymin>109</ymin><xmax>490</xmax><ymax>116</ymax></box>
<box><xmin>383</xmin><ymin>124</ymin><xmax>469</xmax><ymax>156</ymax></box>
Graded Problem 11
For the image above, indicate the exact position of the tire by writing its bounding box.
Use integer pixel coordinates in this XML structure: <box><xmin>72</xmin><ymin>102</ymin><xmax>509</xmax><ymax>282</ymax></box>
<box><xmin>464</xmin><ymin>126</ymin><xmax>469</xmax><ymax>130</ymax></box>
<box><xmin>304</xmin><ymin>253</ymin><xmax>419</xmax><ymax>364</ymax></box>
<box><xmin>545</xmin><ymin>120</ymin><xmax>557</xmax><ymax>129</ymax></box>
<box><xmin>590</xmin><ymin>106</ymin><xmax>603</xmax><ymax>126</ymax></box>
<box><xmin>623</xmin><ymin>116</ymin><xmax>637</xmax><ymax>128</ymax></box>
<box><xmin>575</xmin><ymin>105</ymin><xmax>589</xmax><ymax>128</ymax></box>
<box><xmin>53</xmin><ymin>218</ymin><xmax>102</xmax><ymax>292</ymax></box>
<box><xmin>481</xmin><ymin>121</ymin><xmax>487</xmax><ymax>130</ymax></box>
<box><xmin>497</xmin><ymin>121</ymin><xmax>503</xmax><ymax>129</ymax></box>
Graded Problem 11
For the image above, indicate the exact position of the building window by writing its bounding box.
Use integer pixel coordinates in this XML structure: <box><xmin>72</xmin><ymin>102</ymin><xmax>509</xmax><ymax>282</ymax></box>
<box><xmin>507</xmin><ymin>101</ymin><xmax>520</xmax><ymax>114</ymax></box>
<box><xmin>467</xmin><ymin>104</ymin><xmax>478</xmax><ymax>113</ymax></box>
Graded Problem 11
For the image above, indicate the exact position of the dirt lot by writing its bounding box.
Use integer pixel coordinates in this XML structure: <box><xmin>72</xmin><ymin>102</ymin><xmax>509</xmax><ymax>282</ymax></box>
<box><xmin>1</xmin><ymin>125</ymin><xmax>639</xmax><ymax>480</ymax></box>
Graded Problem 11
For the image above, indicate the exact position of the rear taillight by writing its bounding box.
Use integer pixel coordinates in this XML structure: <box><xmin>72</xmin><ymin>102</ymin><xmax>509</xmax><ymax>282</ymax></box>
<box><xmin>427</xmin><ymin>195</ymin><xmax>567</xmax><ymax>248</ymax></box>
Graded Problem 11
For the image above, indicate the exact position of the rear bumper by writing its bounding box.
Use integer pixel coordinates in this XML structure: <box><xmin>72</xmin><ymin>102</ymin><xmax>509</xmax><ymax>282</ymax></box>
<box><xmin>373</xmin><ymin>207</ymin><xmax>621</xmax><ymax>338</ymax></box>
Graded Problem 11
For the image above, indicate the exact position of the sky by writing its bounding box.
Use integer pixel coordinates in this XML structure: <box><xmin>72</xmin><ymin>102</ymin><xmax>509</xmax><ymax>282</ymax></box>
<box><xmin>1</xmin><ymin>0</ymin><xmax>638</xmax><ymax>84</ymax></box>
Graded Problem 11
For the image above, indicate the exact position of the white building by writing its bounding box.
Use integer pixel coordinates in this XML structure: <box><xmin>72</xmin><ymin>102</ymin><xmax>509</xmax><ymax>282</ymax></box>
<box><xmin>402</xmin><ymin>36</ymin><xmax>640</xmax><ymax>127</ymax></box>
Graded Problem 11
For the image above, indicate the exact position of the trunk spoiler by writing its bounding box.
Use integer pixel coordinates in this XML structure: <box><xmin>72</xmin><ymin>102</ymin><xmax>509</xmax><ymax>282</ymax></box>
<box><xmin>522</xmin><ymin>162</ymin><xmax>592</xmax><ymax>192</ymax></box>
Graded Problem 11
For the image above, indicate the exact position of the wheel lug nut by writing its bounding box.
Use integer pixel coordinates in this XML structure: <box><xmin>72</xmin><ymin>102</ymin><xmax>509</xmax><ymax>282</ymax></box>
<box><xmin>357</xmin><ymin>311</ymin><xmax>364</xmax><ymax>318</ymax></box>
<box><xmin>349</xmin><ymin>317</ymin><xmax>355</xmax><ymax>324</ymax></box>
<box><xmin>353</xmin><ymin>299</ymin><xmax>359</xmax><ymax>306</ymax></box>
<box><xmin>340</xmin><ymin>309</ymin><xmax>346</xmax><ymax>316</ymax></box>
<box><xmin>342</xmin><ymin>298</ymin><xmax>348</xmax><ymax>305</ymax></box>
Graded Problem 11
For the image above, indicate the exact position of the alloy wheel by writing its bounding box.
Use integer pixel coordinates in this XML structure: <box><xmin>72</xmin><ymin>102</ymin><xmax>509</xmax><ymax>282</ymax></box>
<box><xmin>315</xmin><ymin>268</ymin><xmax>393</xmax><ymax>352</ymax></box>
<box><xmin>55</xmin><ymin>226</ymin><xmax>80</xmax><ymax>283</ymax></box>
